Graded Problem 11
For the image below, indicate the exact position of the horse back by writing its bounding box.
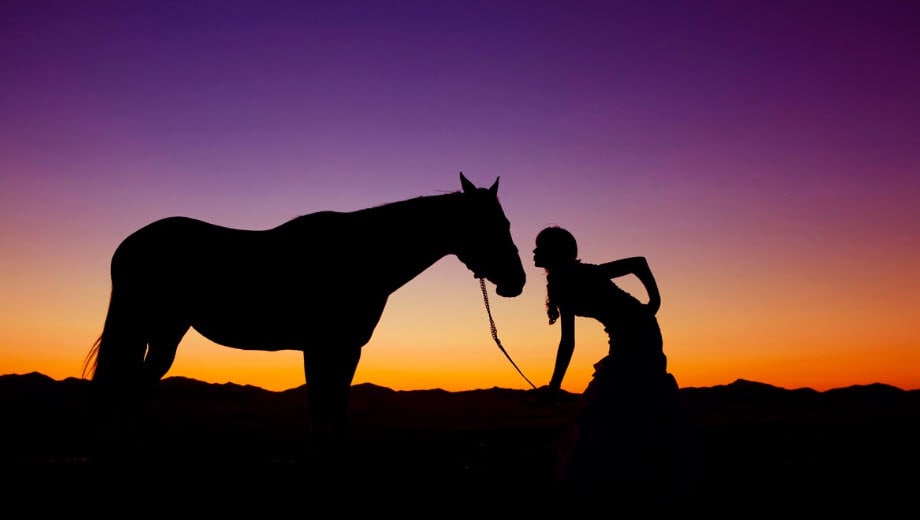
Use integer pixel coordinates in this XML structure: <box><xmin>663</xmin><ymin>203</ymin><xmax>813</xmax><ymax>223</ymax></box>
<box><xmin>109</xmin><ymin>215</ymin><xmax>389</xmax><ymax>349</ymax></box>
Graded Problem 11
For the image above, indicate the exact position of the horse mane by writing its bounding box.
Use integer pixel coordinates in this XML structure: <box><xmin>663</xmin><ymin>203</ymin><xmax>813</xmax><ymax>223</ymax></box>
<box><xmin>356</xmin><ymin>190</ymin><xmax>462</xmax><ymax>214</ymax></box>
<box><xmin>287</xmin><ymin>190</ymin><xmax>464</xmax><ymax>225</ymax></box>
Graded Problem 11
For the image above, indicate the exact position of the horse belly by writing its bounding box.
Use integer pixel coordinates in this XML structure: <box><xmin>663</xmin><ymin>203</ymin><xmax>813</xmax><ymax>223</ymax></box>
<box><xmin>191</xmin><ymin>296</ymin><xmax>386</xmax><ymax>352</ymax></box>
<box><xmin>191</xmin><ymin>318</ymin><xmax>304</xmax><ymax>351</ymax></box>
<box><xmin>189</xmin><ymin>294</ymin><xmax>312</xmax><ymax>351</ymax></box>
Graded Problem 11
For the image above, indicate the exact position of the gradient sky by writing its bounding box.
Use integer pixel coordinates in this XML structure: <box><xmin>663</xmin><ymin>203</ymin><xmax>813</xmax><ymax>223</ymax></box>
<box><xmin>2</xmin><ymin>1</ymin><xmax>918</xmax><ymax>393</ymax></box>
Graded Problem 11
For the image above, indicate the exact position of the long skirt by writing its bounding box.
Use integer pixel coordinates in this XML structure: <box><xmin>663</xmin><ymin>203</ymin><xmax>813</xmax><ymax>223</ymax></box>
<box><xmin>557</xmin><ymin>355</ymin><xmax>701</xmax><ymax>505</ymax></box>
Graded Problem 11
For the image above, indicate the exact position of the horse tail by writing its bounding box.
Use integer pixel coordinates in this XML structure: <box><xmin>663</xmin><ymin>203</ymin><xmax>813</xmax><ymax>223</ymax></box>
<box><xmin>82</xmin><ymin>334</ymin><xmax>103</xmax><ymax>380</ymax></box>
<box><xmin>83</xmin><ymin>286</ymin><xmax>148</xmax><ymax>389</ymax></box>
<box><xmin>82</xmin><ymin>289</ymin><xmax>111</xmax><ymax>380</ymax></box>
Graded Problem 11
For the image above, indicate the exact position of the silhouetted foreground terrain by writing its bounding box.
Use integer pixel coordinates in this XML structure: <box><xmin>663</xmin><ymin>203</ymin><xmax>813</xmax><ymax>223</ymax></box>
<box><xmin>1</xmin><ymin>372</ymin><xmax>917</xmax><ymax>514</ymax></box>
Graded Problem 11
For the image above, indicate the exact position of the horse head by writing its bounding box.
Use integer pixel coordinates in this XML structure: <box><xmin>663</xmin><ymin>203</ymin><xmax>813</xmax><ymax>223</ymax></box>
<box><xmin>455</xmin><ymin>172</ymin><xmax>526</xmax><ymax>298</ymax></box>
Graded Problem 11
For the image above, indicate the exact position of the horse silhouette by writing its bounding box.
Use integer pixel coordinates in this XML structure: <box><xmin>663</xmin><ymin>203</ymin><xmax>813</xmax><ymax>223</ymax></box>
<box><xmin>83</xmin><ymin>172</ymin><xmax>526</xmax><ymax>468</ymax></box>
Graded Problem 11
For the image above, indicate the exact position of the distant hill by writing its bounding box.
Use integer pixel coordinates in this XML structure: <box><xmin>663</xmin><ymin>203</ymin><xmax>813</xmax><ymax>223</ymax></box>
<box><xmin>1</xmin><ymin>372</ymin><xmax>918</xmax><ymax>512</ymax></box>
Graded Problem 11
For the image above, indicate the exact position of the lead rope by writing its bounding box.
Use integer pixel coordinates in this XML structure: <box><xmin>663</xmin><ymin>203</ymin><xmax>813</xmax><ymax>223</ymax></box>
<box><xmin>478</xmin><ymin>277</ymin><xmax>537</xmax><ymax>389</ymax></box>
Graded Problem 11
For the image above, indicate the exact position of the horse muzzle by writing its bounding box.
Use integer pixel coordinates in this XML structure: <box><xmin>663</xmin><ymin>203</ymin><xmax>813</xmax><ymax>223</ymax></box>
<box><xmin>494</xmin><ymin>270</ymin><xmax>525</xmax><ymax>298</ymax></box>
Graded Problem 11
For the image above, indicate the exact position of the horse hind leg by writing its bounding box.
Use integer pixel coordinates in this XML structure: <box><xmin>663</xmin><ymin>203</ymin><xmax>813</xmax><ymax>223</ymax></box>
<box><xmin>110</xmin><ymin>321</ymin><xmax>186</xmax><ymax>465</ymax></box>
<box><xmin>88</xmin><ymin>289</ymin><xmax>154</xmax><ymax>463</ymax></box>
<box><xmin>91</xmin><ymin>289</ymin><xmax>148</xmax><ymax>397</ymax></box>
<box><xmin>91</xmin><ymin>291</ymin><xmax>186</xmax><ymax>402</ymax></box>
<box><xmin>143</xmin><ymin>321</ymin><xmax>189</xmax><ymax>384</ymax></box>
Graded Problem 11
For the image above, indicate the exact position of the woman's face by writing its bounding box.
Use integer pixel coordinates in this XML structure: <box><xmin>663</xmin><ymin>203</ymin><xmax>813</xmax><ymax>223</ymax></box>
<box><xmin>533</xmin><ymin>238</ymin><xmax>556</xmax><ymax>269</ymax></box>
<box><xmin>534</xmin><ymin>228</ymin><xmax>576</xmax><ymax>270</ymax></box>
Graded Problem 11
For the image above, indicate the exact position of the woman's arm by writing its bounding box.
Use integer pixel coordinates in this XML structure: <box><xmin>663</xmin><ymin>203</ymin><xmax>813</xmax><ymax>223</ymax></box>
<box><xmin>597</xmin><ymin>256</ymin><xmax>661</xmax><ymax>314</ymax></box>
<box><xmin>548</xmin><ymin>311</ymin><xmax>575</xmax><ymax>390</ymax></box>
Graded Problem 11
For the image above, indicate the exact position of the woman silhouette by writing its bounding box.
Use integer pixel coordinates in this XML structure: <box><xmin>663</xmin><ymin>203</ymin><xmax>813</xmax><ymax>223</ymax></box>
<box><xmin>532</xmin><ymin>226</ymin><xmax>698</xmax><ymax>504</ymax></box>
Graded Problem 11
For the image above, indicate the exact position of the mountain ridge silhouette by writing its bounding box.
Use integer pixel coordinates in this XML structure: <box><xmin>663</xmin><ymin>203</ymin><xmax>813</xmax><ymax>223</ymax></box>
<box><xmin>2</xmin><ymin>371</ymin><xmax>917</xmax><ymax>513</ymax></box>
<box><xmin>4</xmin><ymin>370</ymin><xmax>916</xmax><ymax>393</ymax></box>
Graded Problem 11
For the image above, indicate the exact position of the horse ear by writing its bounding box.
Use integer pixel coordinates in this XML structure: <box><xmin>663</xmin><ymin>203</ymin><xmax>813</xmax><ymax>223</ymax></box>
<box><xmin>460</xmin><ymin>171</ymin><xmax>476</xmax><ymax>193</ymax></box>
<box><xmin>489</xmin><ymin>177</ymin><xmax>500</xmax><ymax>195</ymax></box>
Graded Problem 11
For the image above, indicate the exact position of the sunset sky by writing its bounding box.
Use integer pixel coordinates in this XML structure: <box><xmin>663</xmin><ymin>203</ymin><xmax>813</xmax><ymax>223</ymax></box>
<box><xmin>2</xmin><ymin>1</ymin><xmax>918</xmax><ymax>393</ymax></box>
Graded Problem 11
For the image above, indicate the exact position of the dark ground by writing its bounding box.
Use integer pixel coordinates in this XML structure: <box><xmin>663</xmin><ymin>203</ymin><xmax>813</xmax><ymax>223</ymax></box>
<box><xmin>1</xmin><ymin>373</ymin><xmax>917</xmax><ymax>516</ymax></box>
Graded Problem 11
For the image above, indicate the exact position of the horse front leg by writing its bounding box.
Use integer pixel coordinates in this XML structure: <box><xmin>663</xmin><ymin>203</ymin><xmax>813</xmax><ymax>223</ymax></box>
<box><xmin>301</xmin><ymin>344</ymin><xmax>362</xmax><ymax>479</ymax></box>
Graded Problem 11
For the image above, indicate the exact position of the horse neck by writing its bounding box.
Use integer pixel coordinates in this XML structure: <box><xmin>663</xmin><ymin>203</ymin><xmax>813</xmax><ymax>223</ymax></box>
<box><xmin>358</xmin><ymin>192</ymin><xmax>465</xmax><ymax>292</ymax></box>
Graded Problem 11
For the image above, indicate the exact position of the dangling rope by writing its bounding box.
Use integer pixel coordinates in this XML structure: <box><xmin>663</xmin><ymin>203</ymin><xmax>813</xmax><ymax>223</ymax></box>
<box><xmin>478</xmin><ymin>277</ymin><xmax>537</xmax><ymax>389</ymax></box>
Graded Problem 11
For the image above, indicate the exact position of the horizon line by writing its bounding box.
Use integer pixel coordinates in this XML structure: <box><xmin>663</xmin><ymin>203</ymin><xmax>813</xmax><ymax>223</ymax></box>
<box><xmin>4</xmin><ymin>371</ymin><xmax>918</xmax><ymax>394</ymax></box>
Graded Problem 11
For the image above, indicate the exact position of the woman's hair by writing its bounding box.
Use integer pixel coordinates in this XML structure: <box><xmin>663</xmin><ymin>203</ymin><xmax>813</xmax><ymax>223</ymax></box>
<box><xmin>537</xmin><ymin>226</ymin><xmax>578</xmax><ymax>325</ymax></box>
<box><xmin>536</xmin><ymin>226</ymin><xmax>577</xmax><ymax>260</ymax></box>
<box><xmin>546</xmin><ymin>279</ymin><xmax>561</xmax><ymax>325</ymax></box>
